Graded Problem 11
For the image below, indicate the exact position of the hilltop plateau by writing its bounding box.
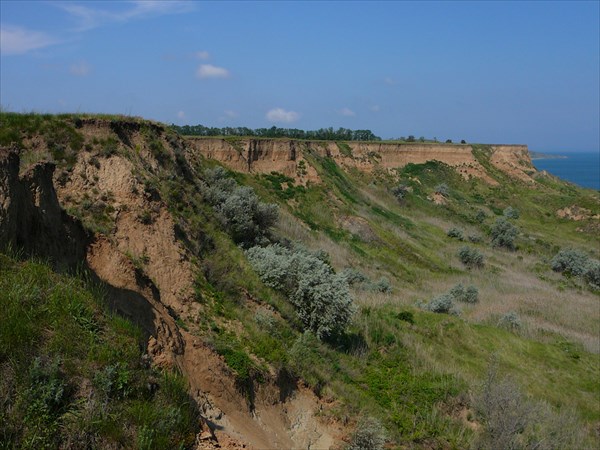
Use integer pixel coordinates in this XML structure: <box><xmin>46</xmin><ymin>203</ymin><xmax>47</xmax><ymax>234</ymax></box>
<box><xmin>0</xmin><ymin>113</ymin><xmax>598</xmax><ymax>449</ymax></box>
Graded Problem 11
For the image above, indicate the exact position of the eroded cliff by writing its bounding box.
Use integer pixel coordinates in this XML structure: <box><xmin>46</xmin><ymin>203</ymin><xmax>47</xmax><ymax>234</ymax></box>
<box><xmin>187</xmin><ymin>137</ymin><xmax>534</xmax><ymax>185</ymax></box>
<box><xmin>0</xmin><ymin>120</ymin><xmax>342</xmax><ymax>450</ymax></box>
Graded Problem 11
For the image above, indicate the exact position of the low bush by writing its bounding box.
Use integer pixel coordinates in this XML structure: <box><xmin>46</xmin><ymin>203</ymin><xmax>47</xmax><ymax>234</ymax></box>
<box><xmin>467</xmin><ymin>233</ymin><xmax>482</xmax><ymax>243</ymax></box>
<box><xmin>391</xmin><ymin>184</ymin><xmax>409</xmax><ymax>202</ymax></box>
<box><xmin>498</xmin><ymin>311</ymin><xmax>522</xmax><ymax>331</ymax></box>
<box><xmin>447</xmin><ymin>227</ymin><xmax>464</xmax><ymax>240</ymax></box>
<box><xmin>347</xmin><ymin>416</ymin><xmax>386</xmax><ymax>450</ymax></box>
<box><xmin>449</xmin><ymin>283</ymin><xmax>479</xmax><ymax>303</ymax></box>
<box><xmin>396</xmin><ymin>311</ymin><xmax>414</xmax><ymax>324</ymax></box>
<box><xmin>339</xmin><ymin>269</ymin><xmax>392</xmax><ymax>293</ymax></box>
<box><xmin>434</xmin><ymin>183</ymin><xmax>450</xmax><ymax>197</ymax></box>
<box><xmin>246</xmin><ymin>244</ymin><xmax>355</xmax><ymax>339</ymax></box>
<box><xmin>368</xmin><ymin>277</ymin><xmax>393</xmax><ymax>294</ymax></box>
<box><xmin>201</xmin><ymin>167</ymin><xmax>278</xmax><ymax>246</ymax></box>
<box><xmin>421</xmin><ymin>293</ymin><xmax>459</xmax><ymax>315</ymax></box>
<box><xmin>503</xmin><ymin>206</ymin><xmax>520</xmax><ymax>219</ymax></box>
<box><xmin>253</xmin><ymin>310</ymin><xmax>276</xmax><ymax>330</ymax></box>
<box><xmin>584</xmin><ymin>260</ymin><xmax>600</xmax><ymax>289</ymax></box>
<box><xmin>550</xmin><ymin>248</ymin><xmax>600</xmax><ymax>289</ymax></box>
<box><xmin>474</xmin><ymin>363</ymin><xmax>584</xmax><ymax>450</ymax></box>
<box><xmin>490</xmin><ymin>218</ymin><xmax>518</xmax><ymax>250</ymax></box>
<box><xmin>458</xmin><ymin>246</ymin><xmax>484</xmax><ymax>268</ymax></box>
<box><xmin>474</xmin><ymin>209</ymin><xmax>487</xmax><ymax>223</ymax></box>
<box><xmin>421</xmin><ymin>282</ymin><xmax>479</xmax><ymax>315</ymax></box>
<box><xmin>551</xmin><ymin>248</ymin><xmax>590</xmax><ymax>277</ymax></box>
<box><xmin>339</xmin><ymin>268</ymin><xmax>369</xmax><ymax>286</ymax></box>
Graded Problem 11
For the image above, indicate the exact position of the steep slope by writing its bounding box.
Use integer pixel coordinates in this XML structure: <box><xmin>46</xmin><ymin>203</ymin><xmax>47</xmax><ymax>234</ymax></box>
<box><xmin>1</xmin><ymin>113</ymin><xmax>598</xmax><ymax>449</ymax></box>
<box><xmin>0</xmin><ymin>115</ymin><xmax>342</xmax><ymax>449</ymax></box>
<box><xmin>186</xmin><ymin>137</ymin><xmax>534</xmax><ymax>185</ymax></box>
<box><xmin>0</xmin><ymin>252</ymin><xmax>200</xmax><ymax>449</ymax></box>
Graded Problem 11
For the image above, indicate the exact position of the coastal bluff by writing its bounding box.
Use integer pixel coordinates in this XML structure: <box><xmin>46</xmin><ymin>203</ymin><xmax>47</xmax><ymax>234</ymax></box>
<box><xmin>187</xmin><ymin>137</ymin><xmax>534</xmax><ymax>185</ymax></box>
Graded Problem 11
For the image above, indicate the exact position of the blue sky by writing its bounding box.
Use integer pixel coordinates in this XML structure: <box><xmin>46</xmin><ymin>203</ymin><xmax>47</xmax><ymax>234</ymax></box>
<box><xmin>1</xmin><ymin>1</ymin><xmax>598</xmax><ymax>151</ymax></box>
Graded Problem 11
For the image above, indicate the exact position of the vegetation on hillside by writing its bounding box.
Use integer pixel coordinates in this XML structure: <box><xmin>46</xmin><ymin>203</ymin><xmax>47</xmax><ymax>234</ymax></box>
<box><xmin>1</xmin><ymin>112</ymin><xmax>599</xmax><ymax>449</ymax></box>
<box><xmin>0</xmin><ymin>254</ymin><xmax>199</xmax><ymax>449</ymax></box>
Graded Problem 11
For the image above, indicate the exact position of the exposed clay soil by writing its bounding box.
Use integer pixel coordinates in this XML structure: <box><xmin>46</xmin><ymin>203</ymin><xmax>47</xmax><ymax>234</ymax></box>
<box><xmin>0</xmin><ymin>119</ymin><xmax>344</xmax><ymax>449</ymax></box>
<box><xmin>187</xmin><ymin>138</ymin><xmax>536</xmax><ymax>186</ymax></box>
<box><xmin>0</xmin><ymin>121</ymin><xmax>541</xmax><ymax>449</ymax></box>
<box><xmin>556</xmin><ymin>205</ymin><xmax>600</xmax><ymax>221</ymax></box>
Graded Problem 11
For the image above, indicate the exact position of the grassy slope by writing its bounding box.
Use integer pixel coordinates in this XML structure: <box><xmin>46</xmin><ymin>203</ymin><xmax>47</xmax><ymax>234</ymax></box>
<box><xmin>1</xmin><ymin>112</ymin><xmax>598</xmax><ymax>448</ymax></box>
<box><xmin>0</xmin><ymin>253</ymin><xmax>199</xmax><ymax>449</ymax></box>
<box><xmin>229</xmin><ymin>147</ymin><xmax>599</xmax><ymax>443</ymax></box>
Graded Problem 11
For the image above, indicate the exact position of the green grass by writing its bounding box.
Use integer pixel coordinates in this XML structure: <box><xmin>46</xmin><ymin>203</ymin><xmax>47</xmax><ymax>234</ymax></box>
<box><xmin>3</xmin><ymin>113</ymin><xmax>599</xmax><ymax>448</ymax></box>
<box><xmin>407</xmin><ymin>312</ymin><xmax>600</xmax><ymax>421</ymax></box>
<box><xmin>0</xmin><ymin>112</ymin><xmax>85</xmax><ymax>169</ymax></box>
<box><xmin>336</xmin><ymin>141</ymin><xmax>354</xmax><ymax>157</ymax></box>
<box><xmin>258</xmin><ymin>171</ymin><xmax>306</xmax><ymax>200</ymax></box>
<box><xmin>0</xmin><ymin>253</ymin><xmax>199</xmax><ymax>449</ymax></box>
<box><xmin>228</xmin><ymin>146</ymin><xmax>599</xmax><ymax>442</ymax></box>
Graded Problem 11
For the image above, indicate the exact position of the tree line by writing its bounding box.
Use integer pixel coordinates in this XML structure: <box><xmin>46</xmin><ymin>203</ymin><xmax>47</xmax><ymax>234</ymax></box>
<box><xmin>171</xmin><ymin>124</ymin><xmax>382</xmax><ymax>141</ymax></box>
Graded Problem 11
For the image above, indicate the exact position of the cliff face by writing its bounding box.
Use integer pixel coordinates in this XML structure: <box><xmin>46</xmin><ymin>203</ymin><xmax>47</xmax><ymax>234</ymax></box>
<box><xmin>490</xmin><ymin>145</ymin><xmax>535</xmax><ymax>183</ymax></box>
<box><xmin>0</xmin><ymin>122</ymin><xmax>341</xmax><ymax>450</ymax></box>
<box><xmin>0</xmin><ymin>147</ymin><xmax>89</xmax><ymax>265</ymax></box>
<box><xmin>187</xmin><ymin>137</ymin><xmax>534</xmax><ymax>185</ymax></box>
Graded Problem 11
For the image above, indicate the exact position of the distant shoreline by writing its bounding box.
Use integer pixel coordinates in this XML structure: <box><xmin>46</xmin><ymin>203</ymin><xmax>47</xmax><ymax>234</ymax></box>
<box><xmin>529</xmin><ymin>151</ymin><xmax>568</xmax><ymax>160</ymax></box>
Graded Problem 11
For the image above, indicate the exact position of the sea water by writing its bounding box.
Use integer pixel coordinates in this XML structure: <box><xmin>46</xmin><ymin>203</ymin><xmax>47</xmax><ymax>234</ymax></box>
<box><xmin>533</xmin><ymin>151</ymin><xmax>600</xmax><ymax>190</ymax></box>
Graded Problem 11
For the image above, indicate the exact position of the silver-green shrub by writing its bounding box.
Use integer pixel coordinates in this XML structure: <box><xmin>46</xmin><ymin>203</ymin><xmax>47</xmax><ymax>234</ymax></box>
<box><xmin>254</xmin><ymin>309</ymin><xmax>276</xmax><ymax>331</ymax></box>
<box><xmin>390</xmin><ymin>184</ymin><xmax>409</xmax><ymax>202</ymax></box>
<box><xmin>474</xmin><ymin>209</ymin><xmax>487</xmax><ymax>223</ymax></box>
<box><xmin>216</xmin><ymin>186</ymin><xmax>278</xmax><ymax>245</ymax></box>
<box><xmin>458</xmin><ymin>246</ymin><xmax>484</xmax><ymax>268</ymax></box>
<box><xmin>246</xmin><ymin>244</ymin><xmax>355</xmax><ymax>339</ymax></box>
<box><xmin>490</xmin><ymin>218</ymin><xmax>518</xmax><ymax>250</ymax></box>
<box><xmin>422</xmin><ymin>293</ymin><xmax>459</xmax><ymax>315</ymax></box>
<box><xmin>447</xmin><ymin>227</ymin><xmax>464</xmax><ymax>240</ymax></box>
<box><xmin>339</xmin><ymin>268</ymin><xmax>369</xmax><ymax>286</ymax></box>
<box><xmin>467</xmin><ymin>233</ymin><xmax>482</xmax><ymax>243</ymax></box>
<box><xmin>498</xmin><ymin>311</ymin><xmax>521</xmax><ymax>331</ymax></box>
<box><xmin>551</xmin><ymin>248</ymin><xmax>600</xmax><ymax>289</ymax></box>
<box><xmin>369</xmin><ymin>277</ymin><xmax>392</xmax><ymax>293</ymax></box>
<box><xmin>339</xmin><ymin>269</ymin><xmax>392</xmax><ymax>293</ymax></box>
<box><xmin>584</xmin><ymin>260</ymin><xmax>600</xmax><ymax>289</ymax></box>
<box><xmin>434</xmin><ymin>183</ymin><xmax>450</xmax><ymax>197</ymax></box>
<box><xmin>202</xmin><ymin>167</ymin><xmax>278</xmax><ymax>246</ymax></box>
<box><xmin>347</xmin><ymin>416</ymin><xmax>386</xmax><ymax>450</ymax></box>
<box><xmin>503</xmin><ymin>206</ymin><xmax>520</xmax><ymax>219</ymax></box>
<box><xmin>551</xmin><ymin>248</ymin><xmax>590</xmax><ymax>276</ymax></box>
<box><xmin>449</xmin><ymin>283</ymin><xmax>479</xmax><ymax>303</ymax></box>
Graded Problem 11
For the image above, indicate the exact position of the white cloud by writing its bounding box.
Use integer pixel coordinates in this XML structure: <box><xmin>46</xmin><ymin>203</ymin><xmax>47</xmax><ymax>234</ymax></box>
<box><xmin>69</xmin><ymin>60</ymin><xmax>91</xmax><ymax>76</ymax></box>
<box><xmin>57</xmin><ymin>0</ymin><xmax>194</xmax><ymax>31</ymax></box>
<box><xmin>0</xmin><ymin>25</ymin><xmax>59</xmax><ymax>55</ymax></box>
<box><xmin>218</xmin><ymin>110</ymin><xmax>239</xmax><ymax>122</ymax></box>
<box><xmin>266</xmin><ymin>108</ymin><xmax>300</xmax><ymax>123</ymax></box>
<box><xmin>196</xmin><ymin>64</ymin><xmax>230</xmax><ymax>79</ymax></box>
<box><xmin>195</xmin><ymin>50</ymin><xmax>210</xmax><ymax>60</ymax></box>
<box><xmin>339</xmin><ymin>107</ymin><xmax>356</xmax><ymax>117</ymax></box>
<box><xmin>177</xmin><ymin>110</ymin><xmax>186</xmax><ymax>119</ymax></box>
